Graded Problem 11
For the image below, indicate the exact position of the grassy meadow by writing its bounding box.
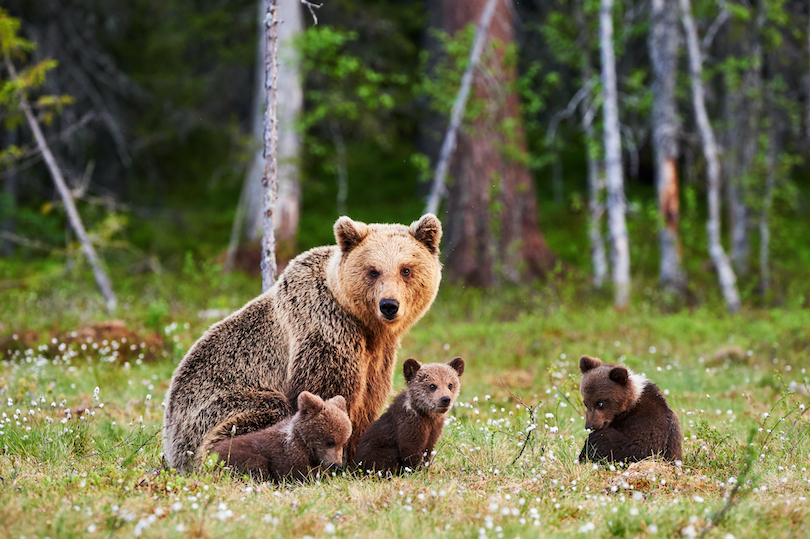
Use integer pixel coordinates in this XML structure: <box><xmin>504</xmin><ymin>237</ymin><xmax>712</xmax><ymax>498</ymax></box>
<box><xmin>0</xmin><ymin>265</ymin><xmax>809</xmax><ymax>539</ymax></box>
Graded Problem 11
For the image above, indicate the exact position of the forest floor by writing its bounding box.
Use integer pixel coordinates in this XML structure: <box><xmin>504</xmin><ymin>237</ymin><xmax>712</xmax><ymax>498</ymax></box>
<box><xmin>0</xmin><ymin>268</ymin><xmax>808</xmax><ymax>538</ymax></box>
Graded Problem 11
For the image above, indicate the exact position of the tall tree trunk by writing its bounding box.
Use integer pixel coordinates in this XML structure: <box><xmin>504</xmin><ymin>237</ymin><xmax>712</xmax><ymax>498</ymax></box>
<box><xmin>600</xmin><ymin>0</ymin><xmax>631</xmax><ymax>308</ymax></box>
<box><xmin>5</xmin><ymin>57</ymin><xmax>117</xmax><ymax>312</ymax></box>
<box><xmin>260</xmin><ymin>0</ymin><xmax>279</xmax><ymax>291</ymax></box>
<box><xmin>575</xmin><ymin>4</ymin><xmax>608</xmax><ymax>288</ymax></box>
<box><xmin>246</xmin><ymin>0</ymin><xmax>302</xmax><ymax>254</ymax></box>
<box><xmin>649</xmin><ymin>0</ymin><xmax>685</xmax><ymax>293</ymax></box>
<box><xmin>679</xmin><ymin>0</ymin><xmax>741</xmax><ymax>313</ymax></box>
<box><xmin>1</xmin><ymin>128</ymin><xmax>17</xmax><ymax>257</ymax></box>
<box><xmin>440</xmin><ymin>0</ymin><xmax>555</xmax><ymax>286</ymax></box>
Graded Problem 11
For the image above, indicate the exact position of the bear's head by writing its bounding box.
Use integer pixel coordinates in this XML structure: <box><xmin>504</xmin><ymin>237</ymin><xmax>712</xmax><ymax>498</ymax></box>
<box><xmin>403</xmin><ymin>357</ymin><xmax>464</xmax><ymax>416</ymax></box>
<box><xmin>579</xmin><ymin>355</ymin><xmax>646</xmax><ymax>431</ymax></box>
<box><xmin>328</xmin><ymin>214</ymin><xmax>442</xmax><ymax>333</ymax></box>
<box><xmin>294</xmin><ymin>391</ymin><xmax>352</xmax><ymax>468</ymax></box>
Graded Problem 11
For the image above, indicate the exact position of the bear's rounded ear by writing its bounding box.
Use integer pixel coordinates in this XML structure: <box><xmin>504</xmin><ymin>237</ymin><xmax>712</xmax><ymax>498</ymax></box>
<box><xmin>298</xmin><ymin>391</ymin><xmax>324</xmax><ymax>415</ymax></box>
<box><xmin>403</xmin><ymin>358</ymin><xmax>422</xmax><ymax>382</ymax></box>
<box><xmin>334</xmin><ymin>216</ymin><xmax>369</xmax><ymax>254</ymax></box>
<box><xmin>409</xmin><ymin>214</ymin><xmax>442</xmax><ymax>255</ymax></box>
<box><xmin>579</xmin><ymin>355</ymin><xmax>601</xmax><ymax>374</ymax></box>
<box><xmin>328</xmin><ymin>395</ymin><xmax>348</xmax><ymax>414</ymax></box>
<box><xmin>447</xmin><ymin>357</ymin><xmax>465</xmax><ymax>377</ymax></box>
<box><xmin>608</xmin><ymin>366</ymin><xmax>629</xmax><ymax>385</ymax></box>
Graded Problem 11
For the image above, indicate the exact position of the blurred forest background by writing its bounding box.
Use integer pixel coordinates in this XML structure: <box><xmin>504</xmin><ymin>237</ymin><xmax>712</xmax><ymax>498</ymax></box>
<box><xmin>2</xmin><ymin>0</ymin><xmax>810</xmax><ymax>322</ymax></box>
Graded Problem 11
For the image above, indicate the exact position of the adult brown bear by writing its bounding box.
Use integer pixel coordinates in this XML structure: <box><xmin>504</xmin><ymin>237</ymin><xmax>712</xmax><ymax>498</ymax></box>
<box><xmin>163</xmin><ymin>215</ymin><xmax>442</xmax><ymax>472</ymax></box>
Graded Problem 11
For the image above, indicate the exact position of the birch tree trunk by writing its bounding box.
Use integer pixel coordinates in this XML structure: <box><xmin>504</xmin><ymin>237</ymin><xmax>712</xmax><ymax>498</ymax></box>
<box><xmin>679</xmin><ymin>0</ymin><xmax>741</xmax><ymax>313</ymax></box>
<box><xmin>5</xmin><ymin>57</ymin><xmax>117</xmax><ymax>312</ymax></box>
<box><xmin>759</xmin><ymin>95</ymin><xmax>776</xmax><ymax>297</ymax></box>
<box><xmin>649</xmin><ymin>0</ymin><xmax>685</xmax><ymax>293</ymax></box>
<box><xmin>260</xmin><ymin>0</ymin><xmax>279</xmax><ymax>292</ymax></box>
<box><xmin>246</xmin><ymin>0</ymin><xmax>302</xmax><ymax>254</ymax></box>
<box><xmin>599</xmin><ymin>0</ymin><xmax>631</xmax><ymax>308</ymax></box>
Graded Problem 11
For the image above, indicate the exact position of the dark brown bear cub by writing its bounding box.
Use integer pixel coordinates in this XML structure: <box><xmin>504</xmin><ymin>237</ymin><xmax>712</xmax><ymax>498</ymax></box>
<box><xmin>578</xmin><ymin>355</ymin><xmax>682</xmax><ymax>463</ymax></box>
<box><xmin>210</xmin><ymin>392</ymin><xmax>351</xmax><ymax>482</ymax></box>
<box><xmin>352</xmin><ymin>357</ymin><xmax>464</xmax><ymax>474</ymax></box>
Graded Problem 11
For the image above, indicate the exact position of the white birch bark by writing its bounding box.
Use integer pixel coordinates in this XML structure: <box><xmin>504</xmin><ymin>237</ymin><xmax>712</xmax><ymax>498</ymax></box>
<box><xmin>424</xmin><ymin>0</ymin><xmax>498</xmax><ymax>217</ymax></box>
<box><xmin>5</xmin><ymin>57</ymin><xmax>117</xmax><ymax>312</ymax></box>
<box><xmin>679</xmin><ymin>0</ymin><xmax>741</xmax><ymax>313</ymax></box>
<box><xmin>260</xmin><ymin>0</ymin><xmax>279</xmax><ymax>291</ymax></box>
<box><xmin>649</xmin><ymin>0</ymin><xmax>685</xmax><ymax>293</ymax></box>
<box><xmin>246</xmin><ymin>0</ymin><xmax>302</xmax><ymax>245</ymax></box>
<box><xmin>599</xmin><ymin>0</ymin><xmax>631</xmax><ymax>308</ymax></box>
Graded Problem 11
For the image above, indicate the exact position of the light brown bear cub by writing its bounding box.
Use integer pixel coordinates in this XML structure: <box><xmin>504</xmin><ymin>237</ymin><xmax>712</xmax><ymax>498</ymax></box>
<box><xmin>352</xmin><ymin>357</ymin><xmax>464</xmax><ymax>474</ymax></box>
<box><xmin>210</xmin><ymin>392</ymin><xmax>351</xmax><ymax>482</ymax></box>
<box><xmin>578</xmin><ymin>355</ymin><xmax>682</xmax><ymax>463</ymax></box>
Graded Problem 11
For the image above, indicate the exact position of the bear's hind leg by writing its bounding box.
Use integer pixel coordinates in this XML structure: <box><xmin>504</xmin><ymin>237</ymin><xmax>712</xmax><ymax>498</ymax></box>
<box><xmin>194</xmin><ymin>389</ymin><xmax>292</xmax><ymax>469</ymax></box>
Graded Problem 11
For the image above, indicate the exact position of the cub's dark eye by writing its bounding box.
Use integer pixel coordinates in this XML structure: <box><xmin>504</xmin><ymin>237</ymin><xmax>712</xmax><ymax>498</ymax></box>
<box><xmin>400</xmin><ymin>268</ymin><xmax>411</xmax><ymax>277</ymax></box>
<box><xmin>597</xmin><ymin>401</ymin><xmax>604</xmax><ymax>409</ymax></box>
<box><xmin>369</xmin><ymin>269</ymin><xmax>380</xmax><ymax>278</ymax></box>
<box><xmin>448</xmin><ymin>384</ymin><xmax>453</xmax><ymax>390</ymax></box>
<box><xmin>325</xmin><ymin>440</ymin><xmax>336</xmax><ymax>448</ymax></box>
<box><xmin>429</xmin><ymin>384</ymin><xmax>437</xmax><ymax>391</ymax></box>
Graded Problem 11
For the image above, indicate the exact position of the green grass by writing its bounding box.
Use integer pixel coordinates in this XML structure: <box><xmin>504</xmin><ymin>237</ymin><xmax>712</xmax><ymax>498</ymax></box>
<box><xmin>1</xmin><ymin>271</ymin><xmax>809</xmax><ymax>538</ymax></box>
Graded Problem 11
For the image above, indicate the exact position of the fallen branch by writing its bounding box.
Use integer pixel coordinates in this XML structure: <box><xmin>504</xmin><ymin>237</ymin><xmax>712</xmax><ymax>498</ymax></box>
<box><xmin>424</xmin><ymin>0</ymin><xmax>500</xmax><ymax>216</ymax></box>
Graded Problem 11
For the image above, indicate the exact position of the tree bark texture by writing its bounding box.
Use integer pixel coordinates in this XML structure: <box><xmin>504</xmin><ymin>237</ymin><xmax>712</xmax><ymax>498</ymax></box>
<box><xmin>425</xmin><ymin>0</ymin><xmax>498</xmax><ymax>217</ymax></box>
<box><xmin>440</xmin><ymin>0</ymin><xmax>555</xmax><ymax>286</ymax></box>
<box><xmin>5</xmin><ymin>57</ymin><xmax>117</xmax><ymax>312</ymax></box>
<box><xmin>648</xmin><ymin>0</ymin><xmax>685</xmax><ymax>293</ymax></box>
<box><xmin>679</xmin><ymin>0</ymin><xmax>741</xmax><ymax>313</ymax></box>
<box><xmin>261</xmin><ymin>0</ymin><xmax>279</xmax><ymax>292</ymax></box>
<box><xmin>246</xmin><ymin>0</ymin><xmax>302</xmax><ymax>258</ymax></box>
<box><xmin>600</xmin><ymin>0</ymin><xmax>631</xmax><ymax>308</ymax></box>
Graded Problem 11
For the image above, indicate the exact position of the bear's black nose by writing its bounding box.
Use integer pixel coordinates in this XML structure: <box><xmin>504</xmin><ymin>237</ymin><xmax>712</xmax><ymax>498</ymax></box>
<box><xmin>440</xmin><ymin>396</ymin><xmax>451</xmax><ymax>407</ymax></box>
<box><xmin>379</xmin><ymin>298</ymin><xmax>399</xmax><ymax>319</ymax></box>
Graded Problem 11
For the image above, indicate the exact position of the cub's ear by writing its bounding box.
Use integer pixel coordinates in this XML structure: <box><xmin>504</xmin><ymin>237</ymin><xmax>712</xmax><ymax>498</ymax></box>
<box><xmin>409</xmin><ymin>214</ymin><xmax>442</xmax><ymax>255</ymax></box>
<box><xmin>447</xmin><ymin>357</ymin><xmax>465</xmax><ymax>377</ymax></box>
<box><xmin>608</xmin><ymin>366</ymin><xmax>629</xmax><ymax>385</ymax></box>
<box><xmin>403</xmin><ymin>358</ymin><xmax>422</xmax><ymax>382</ymax></box>
<box><xmin>334</xmin><ymin>216</ymin><xmax>369</xmax><ymax>254</ymax></box>
<box><xmin>579</xmin><ymin>355</ymin><xmax>602</xmax><ymax>374</ymax></box>
<box><xmin>298</xmin><ymin>391</ymin><xmax>325</xmax><ymax>415</ymax></box>
<box><xmin>327</xmin><ymin>395</ymin><xmax>348</xmax><ymax>414</ymax></box>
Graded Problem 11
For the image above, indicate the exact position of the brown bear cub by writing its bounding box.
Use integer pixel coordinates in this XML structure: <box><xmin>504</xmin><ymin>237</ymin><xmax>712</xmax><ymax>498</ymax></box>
<box><xmin>352</xmin><ymin>357</ymin><xmax>464</xmax><ymax>474</ymax></box>
<box><xmin>578</xmin><ymin>355</ymin><xmax>682</xmax><ymax>463</ymax></box>
<box><xmin>209</xmin><ymin>392</ymin><xmax>351</xmax><ymax>482</ymax></box>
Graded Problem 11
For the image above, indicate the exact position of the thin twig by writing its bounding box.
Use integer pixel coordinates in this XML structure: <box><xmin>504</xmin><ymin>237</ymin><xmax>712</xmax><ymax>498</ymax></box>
<box><xmin>300</xmin><ymin>0</ymin><xmax>322</xmax><ymax>25</ymax></box>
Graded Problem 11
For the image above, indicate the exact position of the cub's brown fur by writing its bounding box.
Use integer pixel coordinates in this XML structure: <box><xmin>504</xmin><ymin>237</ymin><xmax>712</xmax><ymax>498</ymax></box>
<box><xmin>352</xmin><ymin>357</ymin><xmax>464</xmax><ymax>474</ymax></box>
<box><xmin>163</xmin><ymin>215</ymin><xmax>442</xmax><ymax>471</ymax></box>
<box><xmin>578</xmin><ymin>355</ymin><xmax>682</xmax><ymax>463</ymax></box>
<box><xmin>209</xmin><ymin>392</ymin><xmax>351</xmax><ymax>482</ymax></box>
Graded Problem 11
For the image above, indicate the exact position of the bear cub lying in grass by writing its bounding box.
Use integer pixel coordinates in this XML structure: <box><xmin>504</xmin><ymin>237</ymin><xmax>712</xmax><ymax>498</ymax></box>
<box><xmin>352</xmin><ymin>357</ymin><xmax>464</xmax><ymax>474</ymax></box>
<box><xmin>578</xmin><ymin>355</ymin><xmax>682</xmax><ymax>463</ymax></box>
<box><xmin>210</xmin><ymin>391</ymin><xmax>351</xmax><ymax>482</ymax></box>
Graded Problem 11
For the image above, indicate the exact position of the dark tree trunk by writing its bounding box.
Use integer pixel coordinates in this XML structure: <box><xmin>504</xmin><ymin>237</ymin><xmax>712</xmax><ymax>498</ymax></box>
<box><xmin>439</xmin><ymin>0</ymin><xmax>555</xmax><ymax>286</ymax></box>
<box><xmin>1</xmin><ymin>128</ymin><xmax>18</xmax><ymax>257</ymax></box>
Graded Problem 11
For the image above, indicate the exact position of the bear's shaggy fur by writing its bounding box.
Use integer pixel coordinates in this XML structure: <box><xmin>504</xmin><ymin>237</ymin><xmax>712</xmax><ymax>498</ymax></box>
<box><xmin>163</xmin><ymin>215</ymin><xmax>443</xmax><ymax>471</ymax></box>
<box><xmin>209</xmin><ymin>392</ymin><xmax>351</xmax><ymax>482</ymax></box>
<box><xmin>352</xmin><ymin>357</ymin><xmax>464</xmax><ymax>474</ymax></box>
<box><xmin>578</xmin><ymin>355</ymin><xmax>682</xmax><ymax>463</ymax></box>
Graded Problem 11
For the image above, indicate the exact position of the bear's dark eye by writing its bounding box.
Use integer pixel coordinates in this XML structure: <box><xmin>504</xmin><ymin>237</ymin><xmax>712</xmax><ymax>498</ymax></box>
<box><xmin>448</xmin><ymin>384</ymin><xmax>453</xmax><ymax>390</ymax></box>
<box><xmin>400</xmin><ymin>267</ymin><xmax>411</xmax><ymax>277</ymax></box>
<box><xmin>429</xmin><ymin>384</ymin><xmax>437</xmax><ymax>391</ymax></box>
<box><xmin>369</xmin><ymin>269</ymin><xmax>380</xmax><ymax>278</ymax></box>
<box><xmin>597</xmin><ymin>401</ymin><xmax>604</xmax><ymax>409</ymax></box>
<box><xmin>325</xmin><ymin>440</ymin><xmax>336</xmax><ymax>448</ymax></box>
